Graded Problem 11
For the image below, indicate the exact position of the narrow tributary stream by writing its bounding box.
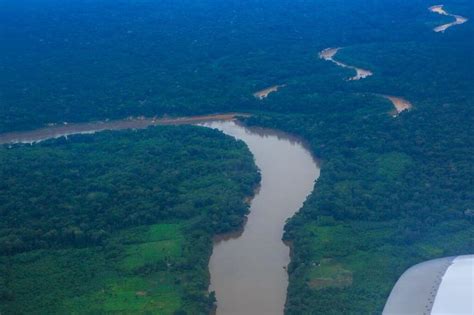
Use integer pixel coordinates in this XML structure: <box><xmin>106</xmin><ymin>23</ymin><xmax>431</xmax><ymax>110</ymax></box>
<box><xmin>319</xmin><ymin>47</ymin><xmax>413</xmax><ymax>114</ymax></box>
<box><xmin>429</xmin><ymin>5</ymin><xmax>469</xmax><ymax>33</ymax></box>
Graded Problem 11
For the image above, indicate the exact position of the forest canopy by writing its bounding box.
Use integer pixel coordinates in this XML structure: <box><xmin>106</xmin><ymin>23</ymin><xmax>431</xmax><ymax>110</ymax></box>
<box><xmin>0</xmin><ymin>126</ymin><xmax>260</xmax><ymax>314</ymax></box>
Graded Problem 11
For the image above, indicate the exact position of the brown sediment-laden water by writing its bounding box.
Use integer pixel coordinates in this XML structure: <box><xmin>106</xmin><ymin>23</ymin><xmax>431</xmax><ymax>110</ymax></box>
<box><xmin>201</xmin><ymin>120</ymin><xmax>320</xmax><ymax>315</ymax></box>
<box><xmin>0</xmin><ymin>115</ymin><xmax>320</xmax><ymax>315</ymax></box>
<box><xmin>382</xmin><ymin>95</ymin><xmax>413</xmax><ymax>116</ymax></box>
<box><xmin>0</xmin><ymin>113</ymin><xmax>246</xmax><ymax>145</ymax></box>
<box><xmin>429</xmin><ymin>5</ymin><xmax>469</xmax><ymax>33</ymax></box>
<box><xmin>319</xmin><ymin>48</ymin><xmax>414</xmax><ymax>116</ymax></box>
<box><xmin>319</xmin><ymin>47</ymin><xmax>373</xmax><ymax>81</ymax></box>
<box><xmin>253</xmin><ymin>85</ymin><xmax>286</xmax><ymax>100</ymax></box>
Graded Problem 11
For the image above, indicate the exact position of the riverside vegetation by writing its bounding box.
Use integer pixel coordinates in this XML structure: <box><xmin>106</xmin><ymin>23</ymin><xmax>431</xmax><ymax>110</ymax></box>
<box><xmin>0</xmin><ymin>126</ymin><xmax>260</xmax><ymax>314</ymax></box>
<box><xmin>1</xmin><ymin>0</ymin><xmax>473</xmax><ymax>314</ymax></box>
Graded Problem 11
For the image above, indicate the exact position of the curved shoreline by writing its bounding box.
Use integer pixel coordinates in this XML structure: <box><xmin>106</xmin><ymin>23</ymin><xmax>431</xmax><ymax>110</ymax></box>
<box><xmin>381</xmin><ymin>95</ymin><xmax>413</xmax><ymax>116</ymax></box>
<box><xmin>429</xmin><ymin>5</ymin><xmax>468</xmax><ymax>33</ymax></box>
<box><xmin>202</xmin><ymin>120</ymin><xmax>319</xmax><ymax>315</ymax></box>
<box><xmin>253</xmin><ymin>85</ymin><xmax>286</xmax><ymax>99</ymax></box>
<box><xmin>0</xmin><ymin>113</ymin><xmax>248</xmax><ymax>145</ymax></box>
<box><xmin>0</xmin><ymin>113</ymin><xmax>319</xmax><ymax>315</ymax></box>
<box><xmin>319</xmin><ymin>48</ymin><xmax>413</xmax><ymax>115</ymax></box>
<box><xmin>319</xmin><ymin>47</ymin><xmax>373</xmax><ymax>81</ymax></box>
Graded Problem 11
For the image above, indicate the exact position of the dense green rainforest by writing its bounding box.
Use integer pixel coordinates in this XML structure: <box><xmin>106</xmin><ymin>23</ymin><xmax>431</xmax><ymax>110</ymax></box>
<box><xmin>0</xmin><ymin>127</ymin><xmax>260</xmax><ymax>314</ymax></box>
<box><xmin>1</xmin><ymin>0</ymin><xmax>473</xmax><ymax>314</ymax></box>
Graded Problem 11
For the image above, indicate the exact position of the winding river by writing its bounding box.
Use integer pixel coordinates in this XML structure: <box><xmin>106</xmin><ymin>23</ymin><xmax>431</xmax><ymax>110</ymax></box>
<box><xmin>202</xmin><ymin>121</ymin><xmax>319</xmax><ymax>315</ymax></box>
<box><xmin>0</xmin><ymin>114</ymin><xmax>244</xmax><ymax>144</ymax></box>
<box><xmin>0</xmin><ymin>115</ymin><xmax>320</xmax><ymax>315</ymax></box>
<box><xmin>429</xmin><ymin>5</ymin><xmax>468</xmax><ymax>33</ymax></box>
<box><xmin>253</xmin><ymin>85</ymin><xmax>286</xmax><ymax>100</ymax></box>
<box><xmin>319</xmin><ymin>47</ymin><xmax>373</xmax><ymax>81</ymax></box>
<box><xmin>382</xmin><ymin>95</ymin><xmax>413</xmax><ymax>116</ymax></box>
<box><xmin>319</xmin><ymin>48</ymin><xmax>413</xmax><ymax>115</ymax></box>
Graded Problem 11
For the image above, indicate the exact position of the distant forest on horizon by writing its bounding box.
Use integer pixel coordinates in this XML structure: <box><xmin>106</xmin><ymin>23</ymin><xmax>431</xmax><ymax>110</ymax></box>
<box><xmin>1</xmin><ymin>0</ymin><xmax>472</xmax><ymax>132</ymax></box>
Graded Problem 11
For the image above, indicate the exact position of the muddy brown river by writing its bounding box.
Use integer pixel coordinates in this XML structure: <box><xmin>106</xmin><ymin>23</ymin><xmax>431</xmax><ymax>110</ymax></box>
<box><xmin>201</xmin><ymin>121</ymin><xmax>320</xmax><ymax>315</ymax></box>
<box><xmin>0</xmin><ymin>115</ymin><xmax>320</xmax><ymax>315</ymax></box>
<box><xmin>0</xmin><ymin>114</ymin><xmax>244</xmax><ymax>144</ymax></box>
<box><xmin>429</xmin><ymin>5</ymin><xmax>468</xmax><ymax>33</ymax></box>
<box><xmin>319</xmin><ymin>47</ymin><xmax>373</xmax><ymax>81</ymax></box>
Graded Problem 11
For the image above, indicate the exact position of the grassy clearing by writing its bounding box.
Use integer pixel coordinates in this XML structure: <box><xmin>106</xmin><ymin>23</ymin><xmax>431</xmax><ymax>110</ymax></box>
<box><xmin>298</xmin><ymin>219</ymin><xmax>473</xmax><ymax>312</ymax></box>
<box><xmin>64</xmin><ymin>273</ymin><xmax>182</xmax><ymax>314</ymax></box>
<box><xmin>1</xmin><ymin>223</ymin><xmax>187</xmax><ymax>315</ymax></box>
<box><xmin>118</xmin><ymin>223</ymin><xmax>184</xmax><ymax>272</ymax></box>
<box><xmin>308</xmin><ymin>258</ymin><xmax>352</xmax><ymax>290</ymax></box>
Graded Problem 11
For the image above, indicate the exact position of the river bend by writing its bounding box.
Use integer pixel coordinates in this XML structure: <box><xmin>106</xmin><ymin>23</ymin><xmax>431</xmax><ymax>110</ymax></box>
<box><xmin>202</xmin><ymin>121</ymin><xmax>319</xmax><ymax>315</ymax></box>
<box><xmin>0</xmin><ymin>116</ymin><xmax>320</xmax><ymax>315</ymax></box>
<box><xmin>319</xmin><ymin>47</ymin><xmax>373</xmax><ymax>81</ymax></box>
<box><xmin>429</xmin><ymin>5</ymin><xmax>468</xmax><ymax>33</ymax></box>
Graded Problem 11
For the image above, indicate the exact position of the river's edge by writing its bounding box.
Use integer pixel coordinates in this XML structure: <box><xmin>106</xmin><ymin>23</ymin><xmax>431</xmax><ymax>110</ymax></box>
<box><xmin>204</xmin><ymin>120</ymin><xmax>319</xmax><ymax>314</ymax></box>
<box><xmin>0</xmin><ymin>112</ymin><xmax>318</xmax><ymax>315</ymax></box>
<box><xmin>0</xmin><ymin>113</ymin><xmax>250</xmax><ymax>145</ymax></box>
<box><xmin>211</xmin><ymin>185</ymin><xmax>260</xmax><ymax>244</ymax></box>
<box><xmin>0</xmin><ymin>121</ymin><xmax>262</xmax><ymax>315</ymax></box>
<box><xmin>208</xmin><ymin>185</ymin><xmax>259</xmax><ymax>315</ymax></box>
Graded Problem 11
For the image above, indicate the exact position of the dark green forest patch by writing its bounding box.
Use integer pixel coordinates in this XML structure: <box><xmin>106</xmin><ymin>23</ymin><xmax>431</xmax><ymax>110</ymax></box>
<box><xmin>0</xmin><ymin>125</ymin><xmax>260</xmax><ymax>314</ymax></box>
<box><xmin>376</xmin><ymin>152</ymin><xmax>412</xmax><ymax>179</ymax></box>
